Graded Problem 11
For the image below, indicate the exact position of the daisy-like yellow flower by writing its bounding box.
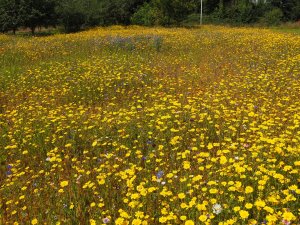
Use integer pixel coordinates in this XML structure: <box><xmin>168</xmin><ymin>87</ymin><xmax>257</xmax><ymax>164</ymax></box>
<box><xmin>60</xmin><ymin>180</ymin><xmax>69</xmax><ymax>187</ymax></box>
<box><xmin>185</xmin><ymin>220</ymin><xmax>194</xmax><ymax>225</ymax></box>
<box><xmin>31</xmin><ymin>219</ymin><xmax>38</xmax><ymax>225</ymax></box>
<box><xmin>178</xmin><ymin>193</ymin><xmax>186</xmax><ymax>199</ymax></box>
<box><xmin>245</xmin><ymin>186</ymin><xmax>254</xmax><ymax>193</ymax></box>
<box><xmin>199</xmin><ymin>215</ymin><xmax>207</xmax><ymax>222</ymax></box>
<box><xmin>239</xmin><ymin>210</ymin><xmax>249</xmax><ymax>219</ymax></box>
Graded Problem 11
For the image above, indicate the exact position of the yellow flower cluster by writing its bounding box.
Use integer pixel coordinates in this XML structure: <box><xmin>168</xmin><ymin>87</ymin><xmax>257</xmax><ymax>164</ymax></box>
<box><xmin>0</xmin><ymin>26</ymin><xmax>300</xmax><ymax>224</ymax></box>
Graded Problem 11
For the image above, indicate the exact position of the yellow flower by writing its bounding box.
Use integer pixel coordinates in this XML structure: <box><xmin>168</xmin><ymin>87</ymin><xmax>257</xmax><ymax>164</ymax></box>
<box><xmin>220</xmin><ymin>156</ymin><xmax>227</xmax><ymax>164</ymax></box>
<box><xmin>248</xmin><ymin>219</ymin><xmax>257</xmax><ymax>225</ymax></box>
<box><xmin>254</xmin><ymin>199</ymin><xmax>265</xmax><ymax>208</ymax></box>
<box><xmin>233</xmin><ymin>206</ymin><xmax>240</xmax><ymax>212</ymax></box>
<box><xmin>209</xmin><ymin>188</ymin><xmax>218</xmax><ymax>194</ymax></box>
<box><xmin>282</xmin><ymin>211</ymin><xmax>296</xmax><ymax>221</ymax></box>
<box><xmin>31</xmin><ymin>219</ymin><xmax>38</xmax><ymax>225</ymax></box>
<box><xmin>266</xmin><ymin>215</ymin><xmax>277</xmax><ymax>223</ymax></box>
<box><xmin>115</xmin><ymin>218</ymin><xmax>125</xmax><ymax>225</ymax></box>
<box><xmin>159</xmin><ymin>217</ymin><xmax>167</xmax><ymax>223</ymax></box>
<box><xmin>132</xmin><ymin>219</ymin><xmax>142</xmax><ymax>225</ymax></box>
<box><xmin>239</xmin><ymin>210</ymin><xmax>249</xmax><ymax>219</ymax></box>
<box><xmin>238</xmin><ymin>196</ymin><xmax>244</xmax><ymax>202</ymax></box>
<box><xmin>180</xmin><ymin>216</ymin><xmax>187</xmax><ymax>221</ymax></box>
<box><xmin>185</xmin><ymin>220</ymin><xmax>194</xmax><ymax>225</ymax></box>
<box><xmin>92</xmin><ymin>140</ymin><xmax>98</xmax><ymax>147</ymax></box>
<box><xmin>245</xmin><ymin>186</ymin><xmax>253</xmax><ymax>193</ymax></box>
<box><xmin>183</xmin><ymin>161</ymin><xmax>191</xmax><ymax>169</ymax></box>
<box><xmin>180</xmin><ymin>203</ymin><xmax>188</xmax><ymax>209</ymax></box>
<box><xmin>90</xmin><ymin>219</ymin><xmax>96</xmax><ymax>225</ymax></box>
<box><xmin>199</xmin><ymin>215</ymin><xmax>207</xmax><ymax>222</ymax></box>
<box><xmin>60</xmin><ymin>180</ymin><xmax>69</xmax><ymax>188</ymax></box>
<box><xmin>245</xmin><ymin>203</ymin><xmax>253</xmax><ymax>209</ymax></box>
<box><xmin>264</xmin><ymin>206</ymin><xmax>274</xmax><ymax>214</ymax></box>
<box><xmin>178</xmin><ymin>193</ymin><xmax>186</xmax><ymax>199</ymax></box>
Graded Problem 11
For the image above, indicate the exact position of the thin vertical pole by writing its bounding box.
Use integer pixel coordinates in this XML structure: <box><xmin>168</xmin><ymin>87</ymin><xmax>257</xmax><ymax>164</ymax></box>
<box><xmin>200</xmin><ymin>0</ymin><xmax>203</xmax><ymax>26</ymax></box>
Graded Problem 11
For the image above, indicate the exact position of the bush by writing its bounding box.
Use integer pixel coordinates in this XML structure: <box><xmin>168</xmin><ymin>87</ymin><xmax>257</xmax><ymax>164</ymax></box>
<box><xmin>56</xmin><ymin>0</ymin><xmax>102</xmax><ymax>33</ymax></box>
<box><xmin>260</xmin><ymin>8</ymin><xmax>283</xmax><ymax>26</ymax></box>
<box><xmin>131</xmin><ymin>3</ymin><xmax>161</xmax><ymax>26</ymax></box>
<box><xmin>181</xmin><ymin>13</ymin><xmax>201</xmax><ymax>26</ymax></box>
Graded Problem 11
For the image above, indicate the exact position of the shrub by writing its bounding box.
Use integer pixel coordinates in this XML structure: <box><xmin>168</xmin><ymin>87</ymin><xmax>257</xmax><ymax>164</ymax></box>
<box><xmin>131</xmin><ymin>3</ymin><xmax>161</xmax><ymax>26</ymax></box>
<box><xmin>260</xmin><ymin>8</ymin><xmax>283</xmax><ymax>26</ymax></box>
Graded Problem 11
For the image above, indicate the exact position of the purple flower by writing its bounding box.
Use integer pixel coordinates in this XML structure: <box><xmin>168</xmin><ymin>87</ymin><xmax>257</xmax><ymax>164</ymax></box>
<box><xmin>102</xmin><ymin>218</ymin><xmax>110</xmax><ymax>224</ymax></box>
<box><xmin>156</xmin><ymin>170</ymin><xmax>164</xmax><ymax>179</ymax></box>
<box><xmin>6</xmin><ymin>164</ymin><xmax>13</xmax><ymax>176</ymax></box>
<box><xmin>147</xmin><ymin>139</ymin><xmax>153</xmax><ymax>145</ymax></box>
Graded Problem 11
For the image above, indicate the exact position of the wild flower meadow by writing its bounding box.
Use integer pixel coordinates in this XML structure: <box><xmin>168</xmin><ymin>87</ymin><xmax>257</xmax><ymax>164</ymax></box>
<box><xmin>0</xmin><ymin>26</ymin><xmax>300</xmax><ymax>224</ymax></box>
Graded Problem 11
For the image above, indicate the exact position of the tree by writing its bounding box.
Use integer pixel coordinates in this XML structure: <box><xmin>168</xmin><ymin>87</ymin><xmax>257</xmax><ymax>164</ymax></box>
<box><xmin>0</xmin><ymin>0</ymin><xmax>23</xmax><ymax>34</ymax></box>
<box><xmin>131</xmin><ymin>2</ymin><xmax>162</xmax><ymax>26</ymax></box>
<box><xmin>270</xmin><ymin>0</ymin><xmax>300</xmax><ymax>21</ymax></box>
<box><xmin>152</xmin><ymin>0</ymin><xmax>197</xmax><ymax>25</ymax></box>
<box><xmin>97</xmin><ymin>0</ymin><xmax>149</xmax><ymax>25</ymax></box>
<box><xmin>56</xmin><ymin>0</ymin><xmax>87</xmax><ymax>32</ymax></box>
<box><xmin>21</xmin><ymin>0</ymin><xmax>57</xmax><ymax>34</ymax></box>
<box><xmin>202</xmin><ymin>0</ymin><xmax>219</xmax><ymax>14</ymax></box>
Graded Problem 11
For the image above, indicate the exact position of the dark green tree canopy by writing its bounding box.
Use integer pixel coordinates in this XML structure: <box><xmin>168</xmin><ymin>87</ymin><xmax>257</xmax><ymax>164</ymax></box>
<box><xmin>0</xmin><ymin>0</ymin><xmax>23</xmax><ymax>33</ymax></box>
<box><xmin>0</xmin><ymin>0</ymin><xmax>299</xmax><ymax>34</ymax></box>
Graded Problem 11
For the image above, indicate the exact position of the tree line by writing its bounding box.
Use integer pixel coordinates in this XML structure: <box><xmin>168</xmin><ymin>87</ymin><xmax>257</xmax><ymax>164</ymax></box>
<box><xmin>0</xmin><ymin>0</ymin><xmax>299</xmax><ymax>34</ymax></box>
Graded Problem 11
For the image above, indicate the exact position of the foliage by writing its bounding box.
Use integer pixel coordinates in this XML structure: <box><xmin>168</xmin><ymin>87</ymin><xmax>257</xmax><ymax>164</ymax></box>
<box><xmin>0</xmin><ymin>0</ymin><xmax>300</xmax><ymax>33</ymax></box>
<box><xmin>56</xmin><ymin>0</ymin><xmax>87</xmax><ymax>32</ymax></box>
<box><xmin>131</xmin><ymin>3</ymin><xmax>161</xmax><ymax>26</ymax></box>
<box><xmin>270</xmin><ymin>0</ymin><xmax>300</xmax><ymax>21</ymax></box>
<box><xmin>260</xmin><ymin>7</ymin><xmax>283</xmax><ymax>26</ymax></box>
<box><xmin>96</xmin><ymin>0</ymin><xmax>149</xmax><ymax>25</ymax></box>
<box><xmin>152</xmin><ymin>0</ymin><xmax>197</xmax><ymax>25</ymax></box>
<box><xmin>21</xmin><ymin>0</ymin><xmax>57</xmax><ymax>34</ymax></box>
<box><xmin>0</xmin><ymin>0</ymin><xmax>23</xmax><ymax>33</ymax></box>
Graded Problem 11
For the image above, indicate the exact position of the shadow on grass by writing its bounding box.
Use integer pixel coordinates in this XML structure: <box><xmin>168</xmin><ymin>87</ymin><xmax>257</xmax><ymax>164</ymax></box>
<box><xmin>3</xmin><ymin>27</ymin><xmax>62</xmax><ymax>37</ymax></box>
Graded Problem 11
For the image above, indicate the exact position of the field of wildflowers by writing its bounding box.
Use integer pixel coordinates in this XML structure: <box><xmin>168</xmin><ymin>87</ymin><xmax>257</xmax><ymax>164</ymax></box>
<box><xmin>0</xmin><ymin>26</ymin><xmax>300</xmax><ymax>225</ymax></box>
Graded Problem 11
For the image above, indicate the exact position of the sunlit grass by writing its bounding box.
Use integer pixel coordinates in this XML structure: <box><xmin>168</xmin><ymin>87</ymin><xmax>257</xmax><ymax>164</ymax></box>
<box><xmin>0</xmin><ymin>26</ymin><xmax>300</xmax><ymax>225</ymax></box>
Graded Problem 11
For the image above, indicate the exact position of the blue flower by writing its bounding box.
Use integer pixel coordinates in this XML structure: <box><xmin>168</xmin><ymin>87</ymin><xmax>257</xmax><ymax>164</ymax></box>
<box><xmin>156</xmin><ymin>170</ymin><xmax>164</xmax><ymax>179</ymax></box>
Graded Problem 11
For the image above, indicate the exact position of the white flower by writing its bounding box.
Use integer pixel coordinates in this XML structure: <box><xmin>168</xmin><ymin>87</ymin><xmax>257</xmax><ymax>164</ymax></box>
<box><xmin>212</xmin><ymin>203</ymin><xmax>223</xmax><ymax>215</ymax></box>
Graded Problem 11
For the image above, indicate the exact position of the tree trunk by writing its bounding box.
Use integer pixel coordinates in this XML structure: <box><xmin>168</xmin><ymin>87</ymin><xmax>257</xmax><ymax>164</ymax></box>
<box><xmin>31</xmin><ymin>27</ymin><xmax>35</xmax><ymax>35</ymax></box>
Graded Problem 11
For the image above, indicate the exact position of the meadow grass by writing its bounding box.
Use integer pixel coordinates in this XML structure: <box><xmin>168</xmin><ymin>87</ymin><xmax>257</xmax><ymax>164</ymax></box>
<box><xmin>271</xmin><ymin>27</ymin><xmax>300</xmax><ymax>35</ymax></box>
<box><xmin>0</xmin><ymin>26</ymin><xmax>300</xmax><ymax>225</ymax></box>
